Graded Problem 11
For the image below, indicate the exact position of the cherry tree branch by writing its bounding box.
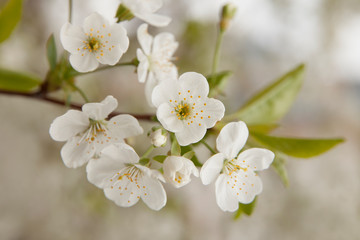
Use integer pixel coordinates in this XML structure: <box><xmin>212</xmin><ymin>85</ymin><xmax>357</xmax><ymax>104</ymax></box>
<box><xmin>0</xmin><ymin>90</ymin><xmax>155</xmax><ymax>121</ymax></box>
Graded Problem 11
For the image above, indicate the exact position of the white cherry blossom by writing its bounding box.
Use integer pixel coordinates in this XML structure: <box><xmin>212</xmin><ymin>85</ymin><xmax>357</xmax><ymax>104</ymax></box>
<box><xmin>49</xmin><ymin>96</ymin><xmax>143</xmax><ymax>168</ymax></box>
<box><xmin>121</xmin><ymin>0</ymin><xmax>171</xmax><ymax>27</ymax></box>
<box><xmin>60</xmin><ymin>12</ymin><xmax>129</xmax><ymax>72</ymax></box>
<box><xmin>137</xmin><ymin>23</ymin><xmax>178</xmax><ymax>105</ymax></box>
<box><xmin>152</xmin><ymin>72</ymin><xmax>225</xmax><ymax>146</ymax></box>
<box><xmin>200</xmin><ymin>121</ymin><xmax>274</xmax><ymax>212</ymax></box>
<box><xmin>163</xmin><ymin>156</ymin><xmax>199</xmax><ymax>188</ymax></box>
<box><xmin>86</xmin><ymin>143</ymin><xmax>167</xmax><ymax>210</ymax></box>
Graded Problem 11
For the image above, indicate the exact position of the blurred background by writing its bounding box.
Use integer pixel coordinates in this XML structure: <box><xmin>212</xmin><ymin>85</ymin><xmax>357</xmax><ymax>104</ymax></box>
<box><xmin>0</xmin><ymin>0</ymin><xmax>359</xmax><ymax>239</ymax></box>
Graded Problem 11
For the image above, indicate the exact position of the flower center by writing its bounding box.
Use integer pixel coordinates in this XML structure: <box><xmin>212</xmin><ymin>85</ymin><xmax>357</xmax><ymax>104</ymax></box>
<box><xmin>175</xmin><ymin>102</ymin><xmax>191</xmax><ymax>120</ymax></box>
<box><xmin>87</xmin><ymin>37</ymin><xmax>101</xmax><ymax>52</ymax></box>
<box><xmin>223</xmin><ymin>159</ymin><xmax>247</xmax><ymax>176</ymax></box>
<box><xmin>82</xmin><ymin>119</ymin><xmax>107</xmax><ymax>143</ymax></box>
<box><xmin>113</xmin><ymin>165</ymin><xmax>144</xmax><ymax>185</ymax></box>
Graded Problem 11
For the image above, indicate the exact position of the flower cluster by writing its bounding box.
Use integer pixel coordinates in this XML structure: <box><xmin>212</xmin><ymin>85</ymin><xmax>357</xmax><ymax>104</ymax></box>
<box><xmin>50</xmin><ymin>0</ymin><xmax>275</xmax><ymax>212</ymax></box>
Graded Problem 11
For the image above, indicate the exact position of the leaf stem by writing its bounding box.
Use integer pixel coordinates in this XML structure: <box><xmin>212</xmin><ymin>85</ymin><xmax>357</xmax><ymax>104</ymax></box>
<box><xmin>66</xmin><ymin>80</ymin><xmax>89</xmax><ymax>103</ymax></box>
<box><xmin>211</xmin><ymin>30</ymin><xmax>224</xmax><ymax>75</ymax></box>
<box><xmin>200</xmin><ymin>139</ymin><xmax>217</xmax><ymax>155</ymax></box>
<box><xmin>141</xmin><ymin>145</ymin><xmax>155</xmax><ymax>159</ymax></box>
<box><xmin>68</xmin><ymin>0</ymin><xmax>73</xmax><ymax>23</ymax></box>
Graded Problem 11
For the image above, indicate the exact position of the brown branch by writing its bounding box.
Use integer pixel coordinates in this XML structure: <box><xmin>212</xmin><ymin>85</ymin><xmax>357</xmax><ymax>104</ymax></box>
<box><xmin>0</xmin><ymin>90</ymin><xmax>155</xmax><ymax>121</ymax></box>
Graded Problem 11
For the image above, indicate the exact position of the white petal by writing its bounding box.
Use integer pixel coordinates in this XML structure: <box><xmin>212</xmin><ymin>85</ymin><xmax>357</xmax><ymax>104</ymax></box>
<box><xmin>229</xmin><ymin>169</ymin><xmax>263</xmax><ymax>204</ymax></box>
<box><xmin>104</xmin><ymin>180</ymin><xmax>141</xmax><ymax>207</ymax></box>
<box><xmin>96</xmin><ymin>44</ymin><xmax>124</xmax><ymax>65</ymax></box>
<box><xmin>216</xmin><ymin>121</ymin><xmax>249</xmax><ymax>159</ymax></box>
<box><xmin>199</xmin><ymin>98</ymin><xmax>225</xmax><ymax>128</ymax></box>
<box><xmin>137</xmin><ymin>23</ymin><xmax>153</xmax><ymax>55</ymax></box>
<box><xmin>152</xmin><ymin>32</ymin><xmax>178</xmax><ymax>58</ymax></box>
<box><xmin>215</xmin><ymin>174</ymin><xmax>239</xmax><ymax>212</ymax></box>
<box><xmin>179</xmin><ymin>72</ymin><xmax>209</xmax><ymax>97</ymax></box>
<box><xmin>151</xmin><ymin>79</ymin><xmax>179</xmax><ymax>107</ymax></box>
<box><xmin>60</xmin><ymin>136</ymin><xmax>95</xmax><ymax>168</ymax></box>
<box><xmin>123</xmin><ymin>0</ymin><xmax>162</xmax><ymax>13</ymax></box>
<box><xmin>107</xmin><ymin>114</ymin><xmax>143</xmax><ymax>139</ymax></box>
<box><xmin>163</xmin><ymin>156</ymin><xmax>198</xmax><ymax>188</ymax></box>
<box><xmin>200</xmin><ymin>153</ymin><xmax>226</xmax><ymax>185</ymax></box>
<box><xmin>237</xmin><ymin>148</ymin><xmax>274</xmax><ymax>171</ymax></box>
<box><xmin>136</xmin><ymin>13</ymin><xmax>171</xmax><ymax>27</ymax></box>
<box><xmin>139</xmin><ymin>174</ymin><xmax>167</xmax><ymax>210</ymax></box>
<box><xmin>144</xmin><ymin>72</ymin><xmax>157</xmax><ymax>106</ymax></box>
<box><xmin>60</xmin><ymin>22</ymin><xmax>86</xmax><ymax>53</ymax></box>
<box><xmin>69</xmin><ymin>52</ymin><xmax>99</xmax><ymax>73</ymax></box>
<box><xmin>153</xmin><ymin>64</ymin><xmax>178</xmax><ymax>82</ymax></box>
<box><xmin>49</xmin><ymin>110</ymin><xmax>89</xmax><ymax>141</ymax></box>
<box><xmin>82</xmin><ymin>95</ymin><xmax>118</xmax><ymax>120</ymax></box>
<box><xmin>175</xmin><ymin>122</ymin><xmax>206</xmax><ymax>146</ymax></box>
<box><xmin>137</xmin><ymin>49</ymin><xmax>149</xmax><ymax>83</ymax></box>
<box><xmin>83</xmin><ymin>12</ymin><xmax>109</xmax><ymax>34</ymax></box>
<box><xmin>156</xmin><ymin>103</ymin><xmax>183</xmax><ymax>132</ymax></box>
<box><xmin>86</xmin><ymin>143</ymin><xmax>139</xmax><ymax>188</ymax></box>
<box><xmin>108</xmin><ymin>23</ymin><xmax>129</xmax><ymax>52</ymax></box>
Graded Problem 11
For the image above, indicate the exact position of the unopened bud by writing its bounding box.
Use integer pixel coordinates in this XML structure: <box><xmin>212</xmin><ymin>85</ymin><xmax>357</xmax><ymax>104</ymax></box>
<box><xmin>220</xmin><ymin>3</ymin><xmax>237</xmax><ymax>32</ymax></box>
<box><xmin>148</xmin><ymin>127</ymin><xmax>167</xmax><ymax>148</ymax></box>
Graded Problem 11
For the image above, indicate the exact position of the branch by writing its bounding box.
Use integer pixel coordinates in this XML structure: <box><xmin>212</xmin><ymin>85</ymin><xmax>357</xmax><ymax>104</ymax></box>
<box><xmin>0</xmin><ymin>90</ymin><xmax>155</xmax><ymax>121</ymax></box>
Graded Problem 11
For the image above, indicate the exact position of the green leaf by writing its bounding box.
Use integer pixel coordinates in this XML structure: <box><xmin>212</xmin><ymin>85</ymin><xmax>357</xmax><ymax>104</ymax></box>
<box><xmin>182</xmin><ymin>150</ymin><xmax>195</xmax><ymax>160</ymax></box>
<box><xmin>0</xmin><ymin>0</ymin><xmax>23</xmax><ymax>43</ymax></box>
<box><xmin>139</xmin><ymin>158</ymin><xmax>150</xmax><ymax>165</ymax></box>
<box><xmin>234</xmin><ymin>197</ymin><xmax>257</xmax><ymax>220</ymax></box>
<box><xmin>248</xmin><ymin>124</ymin><xmax>279</xmax><ymax>134</ymax></box>
<box><xmin>207</xmin><ymin>70</ymin><xmax>232</xmax><ymax>97</ymax></box>
<box><xmin>0</xmin><ymin>68</ymin><xmax>41</xmax><ymax>92</ymax></box>
<box><xmin>153</xmin><ymin>155</ymin><xmax>167</xmax><ymax>164</ymax></box>
<box><xmin>251</xmin><ymin>132</ymin><xmax>344</xmax><ymax>158</ymax></box>
<box><xmin>271</xmin><ymin>153</ymin><xmax>289</xmax><ymax>187</ymax></box>
<box><xmin>226</xmin><ymin>64</ymin><xmax>305</xmax><ymax>125</ymax></box>
<box><xmin>46</xmin><ymin>34</ymin><xmax>57</xmax><ymax>70</ymax></box>
<box><xmin>181</xmin><ymin>145</ymin><xmax>202</xmax><ymax>167</ymax></box>
<box><xmin>171</xmin><ymin>135</ymin><xmax>181</xmax><ymax>156</ymax></box>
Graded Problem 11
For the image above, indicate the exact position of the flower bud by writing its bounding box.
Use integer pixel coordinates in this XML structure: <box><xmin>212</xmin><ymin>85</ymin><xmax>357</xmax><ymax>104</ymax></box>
<box><xmin>220</xmin><ymin>3</ymin><xmax>237</xmax><ymax>32</ymax></box>
<box><xmin>163</xmin><ymin>156</ymin><xmax>199</xmax><ymax>188</ymax></box>
<box><xmin>148</xmin><ymin>127</ymin><xmax>167</xmax><ymax>148</ymax></box>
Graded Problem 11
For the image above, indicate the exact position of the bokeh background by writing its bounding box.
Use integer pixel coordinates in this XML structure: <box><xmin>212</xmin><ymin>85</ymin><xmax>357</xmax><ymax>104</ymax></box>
<box><xmin>0</xmin><ymin>0</ymin><xmax>359</xmax><ymax>239</ymax></box>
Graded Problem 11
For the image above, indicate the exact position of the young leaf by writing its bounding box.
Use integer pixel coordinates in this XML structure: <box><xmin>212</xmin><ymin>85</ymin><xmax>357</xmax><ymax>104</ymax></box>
<box><xmin>181</xmin><ymin>145</ymin><xmax>202</xmax><ymax>167</ymax></box>
<box><xmin>46</xmin><ymin>34</ymin><xmax>57</xmax><ymax>70</ymax></box>
<box><xmin>271</xmin><ymin>153</ymin><xmax>289</xmax><ymax>187</ymax></box>
<box><xmin>139</xmin><ymin>158</ymin><xmax>150</xmax><ymax>165</ymax></box>
<box><xmin>207</xmin><ymin>70</ymin><xmax>232</xmax><ymax>97</ymax></box>
<box><xmin>248</xmin><ymin>124</ymin><xmax>279</xmax><ymax>134</ymax></box>
<box><xmin>0</xmin><ymin>68</ymin><xmax>41</xmax><ymax>92</ymax></box>
<box><xmin>182</xmin><ymin>150</ymin><xmax>195</xmax><ymax>160</ymax></box>
<box><xmin>0</xmin><ymin>0</ymin><xmax>23</xmax><ymax>43</ymax></box>
<box><xmin>251</xmin><ymin>132</ymin><xmax>344</xmax><ymax>158</ymax></box>
<box><xmin>171</xmin><ymin>136</ymin><xmax>181</xmax><ymax>156</ymax></box>
<box><xmin>225</xmin><ymin>64</ymin><xmax>305</xmax><ymax>125</ymax></box>
<box><xmin>234</xmin><ymin>197</ymin><xmax>257</xmax><ymax>220</ymax></box>
<box><xmin>153</xmin><ymin>155</ymin><xmax>167</xmax><ymax>164</ymax></box>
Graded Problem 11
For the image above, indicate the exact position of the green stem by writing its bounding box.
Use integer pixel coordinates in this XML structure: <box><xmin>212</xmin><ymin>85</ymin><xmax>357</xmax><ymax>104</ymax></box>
<box><xmin>68</xmin><ymin>0</ymin><xmax>73</xmax><ymax>23</ymax></box>
<box><xmin>70</xmin><ymin>61</ymin><xmax>137</xmax><ymax>77</ymax></box>
<box><xmin>211</xmin><ymin>30</ymin><xmax>224</xmax><ymax>75</ymax></box>
<box><xmin>141</xmin><ymin>145</ymin><xmax>155</xmax><ymax>159</ymax></box>
<box><xmin>200</xmin><ymin>140</ymin><xmax>217</xmax><ymax>155</ymax></box>
<box><xmin>66</xmin><ymin>80</ymin><xmax>89</xmax><ymax>103</ymax></box>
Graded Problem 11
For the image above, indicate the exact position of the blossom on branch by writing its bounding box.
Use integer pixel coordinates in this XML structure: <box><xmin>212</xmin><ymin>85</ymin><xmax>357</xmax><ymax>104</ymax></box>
<box><xmin>60</xmin><ymin>12</ymin><xmax>129</xmax><ymax>72</ymax></box>
<box><xmin>137</xmin><ymin>23</ymin><xmax>178</xmax><ymax>106</ymax></box>
<box><xmin>49</xmin><ymin>96</ymin><xmax>143</xmax><ymax>168</ymax></box>
<box><xmin>152</xmin><ymin>72</ymin><xmax>225</xmax><ymax>146</ymax></box>
<box><xmin>163</xmin><ymin>156</ymin><xmax>199</xmax><ymax>188</ymax></box>
<box><xmin>200</xmin><ymin>121</ymin><xmax>274</xmax><ymax>212</ymax></box>
<box><xmin>86</xmin><ymin>143</ymin><xmax>167</xmax><ymax>210</ymax></box>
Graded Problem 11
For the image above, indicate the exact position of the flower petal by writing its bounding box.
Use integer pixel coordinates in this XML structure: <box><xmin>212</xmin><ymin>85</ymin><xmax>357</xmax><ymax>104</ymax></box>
<box><xmin>200</xmin><ymin>153</ymin><xmax>226</xmax><ymax>185</ymax></box>
<box><xmin>136</xmin><ymin>13</ymin><xmax>171</xmax><ymax>27</ymax></box>
<box><xmin>144</xmin><ymin>72</ymin><xmax>157</xmax><ymax>106</ymax></box>
<box><xmin>96</xmin><ymin>44</ymin><xmax>124</xmax><ymax>66</ymax></box>
<box><xmin>156</xmin><ymin>103</ymin><xmax>183</xmax><ymax>132</ymax></box>
<box><xmin>86</xmin><ymin>143</ymin><xmax>139</xmax><ymax>188</ymax></box>
<box><xmin>137</xmin><ymin>23</ymin><xmax>153</xmax><ymax>55</ymax></box>
<box><xmin>237</xmin><ymin>148</ymin><xmax>275</xmax><ymax>171</ymax></box>
<box><xmin>82</xmin><ymin>95</ymin><xmax>118</xmax><ymax>120</ymax></box>
<box><xmin>104</xmin><ymin>180</ymin><xmax>141</xmax><ymax>207</ymax></box>
<box><xmin>179</xmin><ymin>72</ymin><xmax>209</xmax><ymax>97</ymax></box>
<box><xmin>175</xmin><ymin>122</ymin><xmax>206</xmax><ymax>146</ymax></box>
<box><xmin>83</xmin><ymin>12</ymin><xmax>109</xmax><ymax>34</ymax></box>
<box><xmin>60</xmin><ymin>136</ymin><xmax>95</xmax><ymax>168</ymax></box>
<box><xmin>152</xmin><ymin>32</ymin><xmax>178</xmax><ymax>58</ymax></box>
<box><xmin>163</xmin><ymin>156</ymin><xmax>198</xmax><ymax>188</ymax></box>
<box><xmin>199</xmin><ymin>98</ymin><xmax>225</xmax><ymax>128</ymax></box>
<box><xmin>229</xmin><ymin>169</ymin><xmax>263</xmax><ymax>204</ymax></box>
<box><xmin>215</xmin><ymin>174</ymin><xmax>239</xmax><ymax>212</ymax></box>
<box><xmin>137</xmin><ymin>49</ymin><xmax>149</xmax><ymax>83</ymax></box>
<box><xmin>152</xmin><ymin>79</ymin><xmax>179</xmax><ymax>107</ymax></box>
<box><xmin>216</xmin><ymin>121</ymin><xmax>249</xmax><ymax>159</ymax></box>
<box><xmin>108</xmin><ymin>23</ymin><xmax>129</xmax><ymax>52</ymax></box>
<box><xmin>139</xmin><ymin>174</ymin><xmax>167</xmax><ymax>210</ymax></box>
<box><xmin>49</xmin><ymin>110</ymin><xmax>89</xmax><ymax>142</ymax></box>
<box><xmin>69</xmin><ymin>52</ymin><xmax>99</xmax><ymax>73</ymax></box>
<box><xmin>107</xmin><ymin>114</ymin><xmax>144</xmax><ymax>139</ymax></box>
<box><xmin>60</xmin><ymin>22</ymin><xmax>86</xmax><ymax>53</ymax></box>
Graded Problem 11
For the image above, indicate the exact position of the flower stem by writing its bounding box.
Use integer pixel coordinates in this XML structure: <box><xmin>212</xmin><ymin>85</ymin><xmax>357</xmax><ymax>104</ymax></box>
<box><xmin>70</xmin><ymin>61</ymin><xmax>137</xmax><ymax>77</ymax></box>
<box><xmin>200</xmin><ymin>139</ymin><xmax>217</xmax><ymax>155</ymax></box>
<box><xmin>66</xmin><ymin>80</ymin><xmax>89</xmax><ymax>103</ymax></box>
<box><xmin>68</xmin><ymin>0</ymin><xmax>73</xmax><ymax>23</ymax></box>
<box><xmin>141</xmin><ymin>145</ymin><xmax>155</xmax><ymax>159</ymax></box>
<box><xmin>211</xmin><ymin>30</ymin><xmax>224</xmax><ymax>75</ymax></box>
